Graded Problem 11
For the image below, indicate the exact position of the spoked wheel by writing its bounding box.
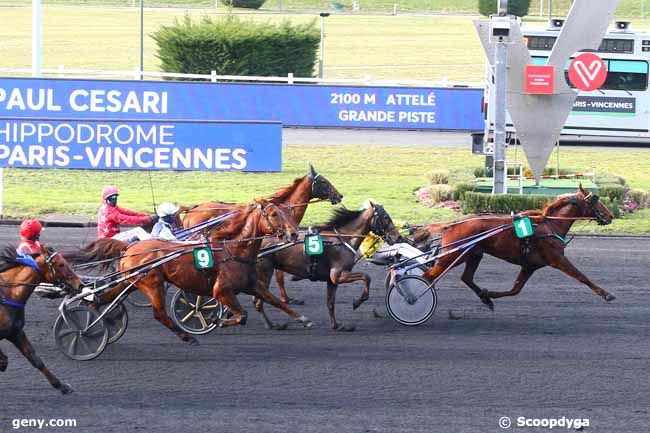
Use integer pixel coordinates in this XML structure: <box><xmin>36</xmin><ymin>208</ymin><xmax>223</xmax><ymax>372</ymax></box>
<box><xmin>170</xmin><ymin>289</ymin><xmax>223</xmax><ymax>335</ymax></box>
<box><xmin>126</xmin><ymin>290</ymin><xmax>152</xmax><ymax>307</ymax></box>
<box><xmin>53</xmin><ymin>305</ymin><xmax>109</xmax><ymax>361</ymax></box>
<box><xmin>101</xmin><ymin>303</ymin><xmax>129</xmax><ymax>345</ymax></box>
<box><xmin>386</xmin><ymin>275</ymin><xmax>437</xmax><ymax>326</ymax></box>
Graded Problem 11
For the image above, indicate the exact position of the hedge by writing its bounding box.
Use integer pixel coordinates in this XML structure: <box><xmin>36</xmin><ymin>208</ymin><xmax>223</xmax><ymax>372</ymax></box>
<box><xmin>462</xmin><ymin>192</ymin><xmax>621</xmax><ymax>219</ymax></box>
<box><xmin>153</xmin><ymin>15</ymin><xmax>320</xmax><ymax>78</ymax></box>
<box><xmin>220</xmin><ymin>0</ymin><xmax>266</xmax><ymax>8</ymax></box>
<box><xmin>597</xmin><ymin>184</ymin><xmax>626</xmax><ymax>202</ymax></box>
<box><xmin>478</xmin><ymin>0</ymin><xmax>531</xmax><ymax>17</ymax></box>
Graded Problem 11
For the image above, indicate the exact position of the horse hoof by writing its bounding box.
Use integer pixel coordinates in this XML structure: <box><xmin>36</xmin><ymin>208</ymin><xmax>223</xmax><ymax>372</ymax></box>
<box><xmin>352</xmin><ymin>299</ymin><xmax>366</xmax><ymax>310</ymax></box>
<box><xmin>59</xmin><ymin>383</ymin><xmax>74</xmax><ymax>395</ymax></box>
<box><xmin>334</xmin><ymin>324</ymin><xmax>356</xmax><ymax>332</ymax></box>
<box><xmin>304</xmin><ymin>320</ymin><xmax>313</xmax><ymax>329</ymax></box>
<box><xmin>286</xmin><ymin>298</ymin><xmax>305</xmax><ymax>306</ymax></box>
<box><xmin>606</xmin><ymin>294</ymin><xmax>616</xmax><ymax>302</ymax></box>
<box><xmin>0</xmin><ymin>360</ymin><xmax>7</xmax><ymax>372</ymax></box>
<box><xmin>188</xmin><ymin>338</ymin><xmax>200</xmax><ymax>346</ymax></box>
<box><xmin>482</xmin><ymin>299</ymin><xmax>494</xmax><ymax>311</ymax></box>
<box><xmin>372</xmin><ymin>308</ymin><xmax>385</xmax><ymax>319</ymax></box>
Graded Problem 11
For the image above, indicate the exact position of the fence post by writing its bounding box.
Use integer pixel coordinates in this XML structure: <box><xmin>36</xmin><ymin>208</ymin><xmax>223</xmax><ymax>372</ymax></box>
<box><xmin>642</xmin><ymin>0</ymin><xmax>646</xmax><ymax>18</ymax></box>
<box><xmin>211</xmin><ymin>70</ymin><xmax>217</xmax><ymax>82</ymax></box>
<box><xmin>287</xmin><ymin>72</ymin><xmax>294</xmax><ymax>84</ymax></box>
<box><xmin>393</xmin><ymin>4</ymin><xmax>397</xmax><ymax>15</ymax></box>
<box><xmin>134</xmin><ymin>67</ymin><xmax>141</xmax><ymax>80</ymax></box>
<box><xmin>57</xmin><ymin>64</ymin><xmax>65</xmax><ymax>78</ymax></box>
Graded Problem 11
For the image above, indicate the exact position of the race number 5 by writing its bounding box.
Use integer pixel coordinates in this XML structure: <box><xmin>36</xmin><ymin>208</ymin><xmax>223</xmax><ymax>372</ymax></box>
<box><xmin>305</xmin><ymin>234</ymin><xmax>324</xmax><ymax>256</ymax></box>
<box><xmin>514</xmin><ymin>216</ymin><xmax>534</xmax><ymax>239</ymax></box>
<box><xmin>193</xmin><ymin>247</ymin><xmax>214</xmax><ymax>269</ymax></box>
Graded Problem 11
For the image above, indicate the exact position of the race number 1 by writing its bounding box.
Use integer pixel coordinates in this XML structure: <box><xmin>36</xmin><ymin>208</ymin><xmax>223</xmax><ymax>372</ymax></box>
<box><xmin>305</xmin><ymin>234</ymin><xmax>324</xmax><ymax>256</ymax></box>
<box><xmin>193</xmin><ymin>247</ymin><xmax>214</xmax><ymax>269</ymax></box>
<box><xmin>514</xmin><ymin>216</ymin><xmax>534</xmax><ymax>239</ymax></box>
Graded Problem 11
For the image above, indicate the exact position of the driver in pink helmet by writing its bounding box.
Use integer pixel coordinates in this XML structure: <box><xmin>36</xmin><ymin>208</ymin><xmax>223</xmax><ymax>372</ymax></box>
<box><xmin>97</xmin><ymin>185</ymin><xmax>152</xmax><ymax>240</ymax></box>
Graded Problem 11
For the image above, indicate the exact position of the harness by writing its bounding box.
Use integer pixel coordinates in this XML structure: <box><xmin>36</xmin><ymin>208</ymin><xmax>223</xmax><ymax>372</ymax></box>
<box><xmin>0</xmin><ymin>251</ymin><xmax>59</xmax><ymax>310</ymax></box>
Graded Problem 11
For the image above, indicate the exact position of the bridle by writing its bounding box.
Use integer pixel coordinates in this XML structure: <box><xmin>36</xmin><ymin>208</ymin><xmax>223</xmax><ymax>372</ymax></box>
<box><xmin>257</xmin><ymin>203</ymin><xmax>286</xmax><ymax>237</ymax></box>
<box><xmin>42</xmin><ymin>249</ymin><xmax>75</xmax><ymax>289</ymax></box>
<box><xmin>562</xmin><ymin>193</ymin><xmax>610</xmax><ymax>225</ymax></box>
<box><xmin>369</xmin><ymin>205</ymin><xmax>397</xmax><ymax>244</ymax></box>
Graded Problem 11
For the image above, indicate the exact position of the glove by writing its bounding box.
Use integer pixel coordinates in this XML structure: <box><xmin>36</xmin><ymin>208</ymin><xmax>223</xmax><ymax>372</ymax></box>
<box><xmin>150</xmin><ymin>215</ymin><xmax>159</xmax><ymax>224</ymax></box>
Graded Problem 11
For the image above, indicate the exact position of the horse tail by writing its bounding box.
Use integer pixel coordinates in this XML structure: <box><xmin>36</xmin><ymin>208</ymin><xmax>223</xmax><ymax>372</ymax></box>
<box><xmin>62</xmin><ymin>238</ymin><xmax>128</xmax><ymax>272</ymax></box>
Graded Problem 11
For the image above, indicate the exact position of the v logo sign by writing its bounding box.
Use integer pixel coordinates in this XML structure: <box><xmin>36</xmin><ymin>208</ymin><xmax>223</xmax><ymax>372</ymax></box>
<box><xmin>573</xmin><ymin>60</ymin><xmax>603</xmax><ymax>87</ymax></box>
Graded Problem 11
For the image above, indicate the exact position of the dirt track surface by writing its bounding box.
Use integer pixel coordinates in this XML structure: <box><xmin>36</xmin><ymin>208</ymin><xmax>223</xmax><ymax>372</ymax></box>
<box><xmin>1</xmin><ymin>227</ymin><xmax>649</xmax><ymax>433</ymax></box>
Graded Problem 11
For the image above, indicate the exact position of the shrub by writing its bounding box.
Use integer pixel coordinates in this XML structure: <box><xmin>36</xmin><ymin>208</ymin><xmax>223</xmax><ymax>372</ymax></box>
<box><xmin>425</xmin><ymin>169</ymin><xmax>449</xmax><ymax>185</ymax></box>
<box><xmin>461</xmin><ymin>192</ymin><xmax>554</xmax><ymax>214</ymax></box>
<box><xmin>600</xmin><ymin>198</ymin><xmax>621</xmax><ymax>219</ymax></box>
<box><xmin>453</xmin><ymin>182</ymin><xmax>475</xmax><ymax>200</ymax></box>
<box><xmin>597</xmin><ymin>184</ymin><xmax>626</xmax><ymax>202</ymax></box>
<box><xmin>153</xmin><ymin>15</ymin><xmax>319</xmax><ymax>78</ymax></box>
<box><xmin>220</xmin><ymin>0</ymin><xmax>266</xmax><ymax>9</ymax></box>
<box><xmin>629</xmin><ymin>189</ymin><xmax>650</xmax><ymax>208</ymax></box>
<box><xmin>416</xmin><ymin>185</ymin><xmax>453</xmax><ymax>207</ymax></box>
<box><xmin>479</xmin><ymin>0</ymin><xmax>531</xmax><ymax>17</ymax></box>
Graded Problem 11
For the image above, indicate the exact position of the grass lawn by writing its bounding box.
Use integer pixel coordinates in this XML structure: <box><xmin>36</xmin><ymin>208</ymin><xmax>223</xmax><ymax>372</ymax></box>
<box><xmin>3</xmin><ymin>145</ymin><xmax>649</xmax><ymax>234</ymax></box>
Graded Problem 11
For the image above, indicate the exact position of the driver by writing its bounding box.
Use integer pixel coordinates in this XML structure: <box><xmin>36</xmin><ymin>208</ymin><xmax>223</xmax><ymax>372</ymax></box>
<box><xmin>17</xmin><ymin>219</ymin><xmax>43</xmax><ymax>256</ymax></box>
<box><xmin>151</xmin><ymin>203</ymin><xmax>180</xmax><ymax>241</ymax></box>
<box><xmin>97</xmin><ymin>185</ymin><xmax>154</xmax><ymax>242</ymax></box>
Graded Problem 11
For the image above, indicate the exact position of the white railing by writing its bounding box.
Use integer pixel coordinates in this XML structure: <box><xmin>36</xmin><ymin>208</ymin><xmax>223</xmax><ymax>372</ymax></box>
<box><xmin>0</xmin><ymin>66</ymin><xmax>483</xmax><ymax>88</ymax></box>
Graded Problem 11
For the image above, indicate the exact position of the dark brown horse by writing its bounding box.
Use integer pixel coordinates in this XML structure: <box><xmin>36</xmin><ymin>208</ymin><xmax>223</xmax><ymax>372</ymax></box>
<box><xmin>110</xmin><ymin>200</ymin><xmax>308</xmax><ymax>345</ymax></box>
<box><xmin>421</xmin><ymin>186</ymin><xmax>616</xmax><ymax>309</ymax></box>
<box><xmin>255</xmin><ymin>202</ymin><xmax>403</xmax><ymax>331</ymax></box>
<box><xmin>180</xmin><ymin>163</ymin><xmax>343</xmax><ymax>304</ymax></box>
<box><xmin>0</xmin><ymin>245</ymin><xmax>82</xmax><ymax>394</ymax></box>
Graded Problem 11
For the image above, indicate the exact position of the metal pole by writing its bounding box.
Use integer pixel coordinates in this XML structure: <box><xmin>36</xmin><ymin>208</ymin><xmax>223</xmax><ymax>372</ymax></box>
<box><xmin>548</xmin><ymin>0</ymin><xmax>553</xmax><ymax>19</ymax></box>
<box><xmin>539</xmin><ymin>0</ymin><xmax>544</xmax><ymax>16</ymax></box>
<box><xmin>139</xmin><ymin>0</ymin><xmax>144</xmax><ymax>80</ymax></box>
<box><xmin>32</xmin><ymin>0</ymin><xmax>41</xmax><ymax>77</ymax></box>
<box><xmin>493</xmin><ymin>0</ymin><xmax>508</xmax><ymax>195</ymax></box>
<box><xmin>319</xmin><ymin>13</ymin><xmax>329</xmax><ymax>79</ymax></box>
<box><xmin>642</xmin><ymin>0</ymin><xmax>646</xmax><ymax>18</ymax></box>
<box><xmin>0</xmin><ymin>168</ymin><xmax>4</xmax><ymax>218</ymax></box>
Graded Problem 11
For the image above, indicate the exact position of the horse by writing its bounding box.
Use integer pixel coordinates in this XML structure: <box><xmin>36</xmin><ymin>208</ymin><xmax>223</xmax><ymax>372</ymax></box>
<box><xmin>180</xmin><ymin>163</ymin><xmax>343</xmax><ymax>305</ymax></box>
<box><xmin>106</xmin><ymin>200</ymin><xmax>309</xmax><ymax>345</ymax></box>
<box><xmin>255</xmin><ymin>202</ymin><xmax>403</xmax><ymax>331</ymax></box>
<box><xmin>420</xmin><ymin>185</ymin><xmax>616</xmax><ymax>310</ymax></box>
<box><xmin>0</xmin><ymin>245</ymin><xmax>82</xmax><ymax>394</ymax></box>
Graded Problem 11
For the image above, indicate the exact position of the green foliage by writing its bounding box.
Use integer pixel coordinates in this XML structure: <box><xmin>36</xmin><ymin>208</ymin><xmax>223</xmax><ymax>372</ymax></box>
<box><xmin>597</xmin><ymin>184</ymin><xmax>626</xmax><ymax>202</ymax></box>
<box><xmin>152</xmin><ymin>15</ymin><xmax>320</xmax><ymax>78</ymax></box>
<box><xmin>416</xmin><ymin>184</ymin><xmax>454</xmax><ymax>207</ymax></box>
<box><xmin>461</xmin><ymin>192</ymin><xmax>554</xmax><ymax>214</ymax></box>
<box><xmin>478</xmin><ymin>0</ymin><xmax>531</xmax><ymax>17</ymax></box>
<box><xmin>452</xmin><ymin>182</ymin><xmax>476</xmax><ymax>200</ymax></box>
<box><xmin>629</xmin><ymin>189</ymin><xmax>650</xmax><ymax>208</ymax></box>
<box><xmin>425</xmin><ymin>169</ymin><xmax>449</xmax><ymax>185</ymax></box>
<box><xmin>220</xmin><ymin>0</ymin><xmax>266</xmax><ymax>8</ymax></box>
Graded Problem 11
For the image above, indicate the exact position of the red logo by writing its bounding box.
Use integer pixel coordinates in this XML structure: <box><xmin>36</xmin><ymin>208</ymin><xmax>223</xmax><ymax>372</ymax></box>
<box><xmin>525</xmin><ymin>65</ymin><xmax>555</xmax><ymax>94</ymax></box>
<box><xmin>568</xmin><ymin>53</ymin><xmax>607</xmax><ymax>91</ymax></box>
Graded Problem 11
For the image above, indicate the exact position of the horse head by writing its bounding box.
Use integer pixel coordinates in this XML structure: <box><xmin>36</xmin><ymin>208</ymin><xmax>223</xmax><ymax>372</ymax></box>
<box><xmin>365</xmin><ymin>201</ymin><xmax>403</xmax><ymax>244</ymax></box>
<box><xmin>37</xmin><ymin>245</ymin><xmax>83</xmax><ymax>295</ymax></box>
<box><xmin>308</xmin><ymin>163</ymin><xmax>343</xmax><ymax>204</ymax></box>
<box><xmin>256</xmin><ymin>200</ymin><xmax>299</xmax><ymax>242</ymax></box>
<box><xmin>578</xmin><ymin>184</ymin><xmax>613</xmax><ymax>226</ymax></box>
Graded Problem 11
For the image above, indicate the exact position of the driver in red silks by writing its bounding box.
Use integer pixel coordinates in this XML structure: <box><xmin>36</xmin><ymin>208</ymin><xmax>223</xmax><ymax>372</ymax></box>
<box><xmin>97</xmin><ymin>185</ymin><xmax>153</xmax><ymax>242</ymax></box>
<box><xmin>17</xmin><ymin>219</ymin><xmax>43</xmax><ymax>256</ymax></box>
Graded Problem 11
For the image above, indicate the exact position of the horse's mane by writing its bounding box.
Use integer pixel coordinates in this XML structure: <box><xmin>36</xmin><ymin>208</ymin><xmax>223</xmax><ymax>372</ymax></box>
<box><xmin>266</xmin><ymin>176</ymin><xmax>306</xmax><ymax>203</ymax></box>
<box><xmin>542</xmin><ymin>193</ymin><xmax>574</xmax><ymax>216</ymax></box>
<box><xmin>0</xmin><ymin>245</ymin><xmax>22</xmax><ymax>273</ymax></box>
<box><xmin>314</xmin><ymin>207</ymin><xmax>364</xmax><ymax>230</ymax></box>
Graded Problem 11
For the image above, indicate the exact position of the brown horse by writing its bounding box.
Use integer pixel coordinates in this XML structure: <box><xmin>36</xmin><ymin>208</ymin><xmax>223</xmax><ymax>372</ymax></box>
<box><xmin>421</xmin><ymin>186</ymin><xmax>616</xmax><ymax>310</ymax></box>
<box><xmin>112</xmin><ymin>200</ymin><xmax>308</xmax><ymax>345</ymax></box>
<box><xmin>180</xmin><ymin>163</ymin><xmax>343</xmax><ymax>304</ymax></box>
<box><xmin>255</xmin><ymin>203</ymin><xmax>403</xmax><ymax>331</ymax></box>
<box><xmin>0</xmin><ymin>245</ymin><xmax>82</xmax><ymax>394</ymax></box>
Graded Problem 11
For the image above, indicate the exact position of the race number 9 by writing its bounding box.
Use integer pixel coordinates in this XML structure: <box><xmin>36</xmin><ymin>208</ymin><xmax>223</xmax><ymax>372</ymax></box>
<box><xmin>193</xmin><ymin>247</ymin><xmax>214</xmax><ymax>269</ymax></box>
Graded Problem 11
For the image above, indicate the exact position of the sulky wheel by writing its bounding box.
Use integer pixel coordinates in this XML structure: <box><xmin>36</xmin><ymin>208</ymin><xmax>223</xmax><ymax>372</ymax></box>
<box><xmin>101</xmin><ymin>303</ymin><xmax>129</xmax><ymax>345</ymax></box>
<box><xmin>126</xmin><ymin>289</ymin><xmax>152</xmax><ymax>308</ymax></box>
<box><xmin>386</xmin><ymin>275</ymin><xmax>437</xmax><ymax>327</ymax></box>
<box><xmin>170</xmin><ymin>289</ymin><xmax>223</xmax><ymax>335</ymax></box>
<box><xmin>53</xmin><ymin>305</ymin><xmax>109</xmax><ymax>361</ymax></box>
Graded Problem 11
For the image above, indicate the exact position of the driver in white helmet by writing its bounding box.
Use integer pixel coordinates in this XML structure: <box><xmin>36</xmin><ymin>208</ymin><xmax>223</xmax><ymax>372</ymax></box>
<box><xmin>151</xmin><ymin>202</ymin><xmax>180</xmax><ymax>241</ymax></box>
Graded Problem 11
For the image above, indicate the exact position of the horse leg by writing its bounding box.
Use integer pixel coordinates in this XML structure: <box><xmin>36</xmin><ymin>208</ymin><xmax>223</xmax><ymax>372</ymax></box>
<box><xmin>276</xmin><ymin>270</ymin><xmax>304</xmax><ymax>305</ymax></box>
<box><xmin>484</xmin><ymin>268</ymin><xmax>535</xmax><ymax>301</ymax></box>
<box><xmin>0</xmin><ymin>347</ymin><xmax>8</xmax><ymax>372</ymax></box>
<box><xmin>547</xmin><ymin>256</ymin><xmax>616</xmax><ymax>301</ymax></box>
<box><xmin>252</xmin><ymin>285</ymin><xmax>312</xmax><ymax>329</ymax></box>
<box><xmin>326</xmin><ymin>281</ymin><xmax>354</xmax><ymax>332</ymax></box>
<box><xmin>141</xmin><ymin>282</ymin><xmax>199</xmax><ymax>346</ymax></box>
<box><xmin>332</xmin><ymin>271</ymin><xmax>371</xmax><ymax>310</ymax></box>
<box><xmin>212</xmin><ymin>288</ymin><xmax>247</xmax><ymax>328</ymax></box>
<box><xmin>7</xmin><ymin>330</ymin><xmax>72</xmax><ymax>394</ymax></box>
<box><xmin>460</xmin><ymin>253</ymin><xmax>494</xmax><ymax>310</ymax></box>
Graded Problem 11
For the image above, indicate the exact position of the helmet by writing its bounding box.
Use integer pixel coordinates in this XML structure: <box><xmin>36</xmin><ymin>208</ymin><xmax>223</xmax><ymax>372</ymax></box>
<box><xmin>102</xmin><ymin>185</ymin><xmax>120</xmax><ymax>200</ymax></box>
<box><xmin>157</xmin><ymin>202</ymin><xmax>180</xmax><ymax>218</ymax></box>
<box><xmin>20</xmin><ymin>219</ymin><xmax>43</xmax><ymax>239</ymax></box>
